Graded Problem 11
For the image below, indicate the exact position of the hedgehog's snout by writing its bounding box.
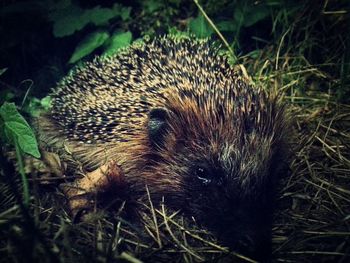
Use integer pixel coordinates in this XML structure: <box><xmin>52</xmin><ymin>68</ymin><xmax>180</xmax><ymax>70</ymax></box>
<box><xmin>191</xmin><ymin>176</ymin><xmax>274</xmax><ymax>261</ymax></box>
<box><xmin>227</xmin><ymin>231</ymin><xmax>272</xmax><ymax>262</ymax></box>
<box><xmin>214</xmin><ymin>204</ymin><xmax>273</xmax><ymax>262</ymax></box>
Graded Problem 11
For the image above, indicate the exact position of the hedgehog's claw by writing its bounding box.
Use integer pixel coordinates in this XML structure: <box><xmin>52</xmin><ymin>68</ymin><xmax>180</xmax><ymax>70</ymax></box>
<box><xmin>59</xmin><ymin>161</ymin><xmax>125</xmax><ymax>220</ymax></box>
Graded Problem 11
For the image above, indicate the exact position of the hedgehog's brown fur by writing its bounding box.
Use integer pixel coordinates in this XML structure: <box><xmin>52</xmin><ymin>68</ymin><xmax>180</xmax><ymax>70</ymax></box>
<box><xmin>37</xmin><ymin>36</ymin><xmax>289</xmax><ymax>260</ymax></box>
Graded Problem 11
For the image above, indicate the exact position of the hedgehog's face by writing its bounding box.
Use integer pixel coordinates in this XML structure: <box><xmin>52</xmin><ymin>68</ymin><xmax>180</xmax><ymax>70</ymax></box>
<box><xmin>146</xmin><ymin>100</ymin><xmax>287</xmax><ymax>261</ymax></box>
<box><xmin>180</xmin><ymin>142</ymin><xmax>279</xmax><ymax>261</ymax></box>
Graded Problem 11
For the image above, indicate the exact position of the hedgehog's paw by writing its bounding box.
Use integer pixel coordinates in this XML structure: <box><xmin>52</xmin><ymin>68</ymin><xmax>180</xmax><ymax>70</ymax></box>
<box><xmin>60</xmin><ymin>161</ymin><xmax>125</xmax><ymax>221</ymax></box>
<box><xmin>59</xmin><ymin>181</ymin><xmax>95</xmax><ymax>221</ymax></box>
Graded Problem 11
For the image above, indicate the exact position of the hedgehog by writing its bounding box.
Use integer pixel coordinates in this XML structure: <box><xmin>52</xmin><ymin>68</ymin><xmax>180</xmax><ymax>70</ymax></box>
<box><xmin>37</xmin><ymin>36</ymin><xmax>290</xmax><ymax>261</ymax></box>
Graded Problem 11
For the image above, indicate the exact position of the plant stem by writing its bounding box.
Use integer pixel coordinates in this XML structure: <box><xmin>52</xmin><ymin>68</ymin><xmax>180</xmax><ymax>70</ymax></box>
<box><xmin>14</xmin><ymin>139</ymin><xmax>29</xmax><ymax>206</ymax></box>
<box><xmin>193</xmin><ymin>0</ymin><xmax>237</xmax><ymax>62</ymax></box>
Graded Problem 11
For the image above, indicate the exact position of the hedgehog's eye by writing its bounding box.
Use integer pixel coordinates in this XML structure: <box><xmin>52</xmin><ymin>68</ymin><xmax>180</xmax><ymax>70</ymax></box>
<box><xmin>195</xmin><ymin>166</ymin><xmax>212</xmax><ymax>186</ymax></box>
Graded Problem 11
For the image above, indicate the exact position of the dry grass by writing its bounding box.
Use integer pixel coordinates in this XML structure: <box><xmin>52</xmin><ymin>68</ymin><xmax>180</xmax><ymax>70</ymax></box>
<box><xmin>273</xmin><ymin>101</ymin><xmax>350</xmax><ymax>262</ymax></box>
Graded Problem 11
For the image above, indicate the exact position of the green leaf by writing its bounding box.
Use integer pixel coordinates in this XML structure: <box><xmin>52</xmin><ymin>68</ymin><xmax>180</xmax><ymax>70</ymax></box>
<box><xmin>233</xmin><ymin>4</ymin><xmax>270</xmax><ymax>28</ymax></box>
<box><xmin>87</xmin><ymin>4</ymin><xmax>126</xmax><ymax>26</ymax></box>
<box><xmin>0</xmin><ymin>90</ymin><xmax>14</xmax><ymax>105</ymax></box>
<box><xmin>49</xmin><ymin>5</ymin><xmax>85</xmax><ymax>37</ymax></box>
<box><xmin>0</xmin><ymin>68</ymin><xmax>7</xmax><ymax>76</ymax></box>
<box><xmin>50</xmin><ymin>3</ymin><xmax>130</xmax><ymax>37</ymax></box>
<box><xmin>120</xmin><ymin>6</ymin><xmax>131</xmax><ymax>21</ymax></box>
<box><xmin>22</xmin><ymin>96</ymin><xmax>52</xmax><ymax>117</ymax></box>
<box><xmin>69</xmin><ymin>31</ymin><xmax>110</xmax><ymax>64</ymax></box>
<box><xmin>5</xmin><ymin>122</ymin><xmax>40</xmax><ymax>158</ymax></box>
<box><xmin>246</xmin><ymin>49</ymin><xmax>261</xmax><ymax>59</ymax></box>
<box><xmin>103</xmin><ymin>31</ymin><xmax>132</xmax><ymax>57</ymax></box>
<box><xmin>143</xmin><ymin>0</ymin><xmax>163</xmax><ymax>13</ymax></box>
<box><xmin>0</xmin><ymin>102</ymin><xmax>40</xmax><ymax>158</ymax></box>
<box><xmin>189</xmin><ymin>14</ymin><xmax>214</xmax><ymax>38</ymax></box>
<box><xmin>216</xmin><ymin>20</ymin><xmax>237</xmax><ymax>32</ymax></box>
<box><xmin>40</xmin><ymin>96</ymin><xmax>52</xmax><ymax>109</ymax></box>
<box><xmin>233</xmin><ymin>7</ymin><xmax>245</xmax><ymax>25</ymax></box>
<box><xmin>168</xmin><ymin>27</ymin><xmax>189</xmax><ymax>38</ymax></box>
<box><xmin>243</xmin><ymin>6</ymin><xmax>270</xmax><ymax>27</ymax></box>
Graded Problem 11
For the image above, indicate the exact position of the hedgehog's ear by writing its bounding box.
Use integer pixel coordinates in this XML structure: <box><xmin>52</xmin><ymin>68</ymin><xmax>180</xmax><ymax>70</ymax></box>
<box><xmin>148</xmin><ymin>108</ymin><xmax>169</xmax><ymax>147</ymax></box>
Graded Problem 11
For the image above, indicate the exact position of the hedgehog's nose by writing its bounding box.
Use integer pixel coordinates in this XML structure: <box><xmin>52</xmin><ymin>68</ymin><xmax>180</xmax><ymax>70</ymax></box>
<box><xmin>238</xmin><ymin>235</ymin><xmax>255</xmax><ymax>250</ymax></box>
